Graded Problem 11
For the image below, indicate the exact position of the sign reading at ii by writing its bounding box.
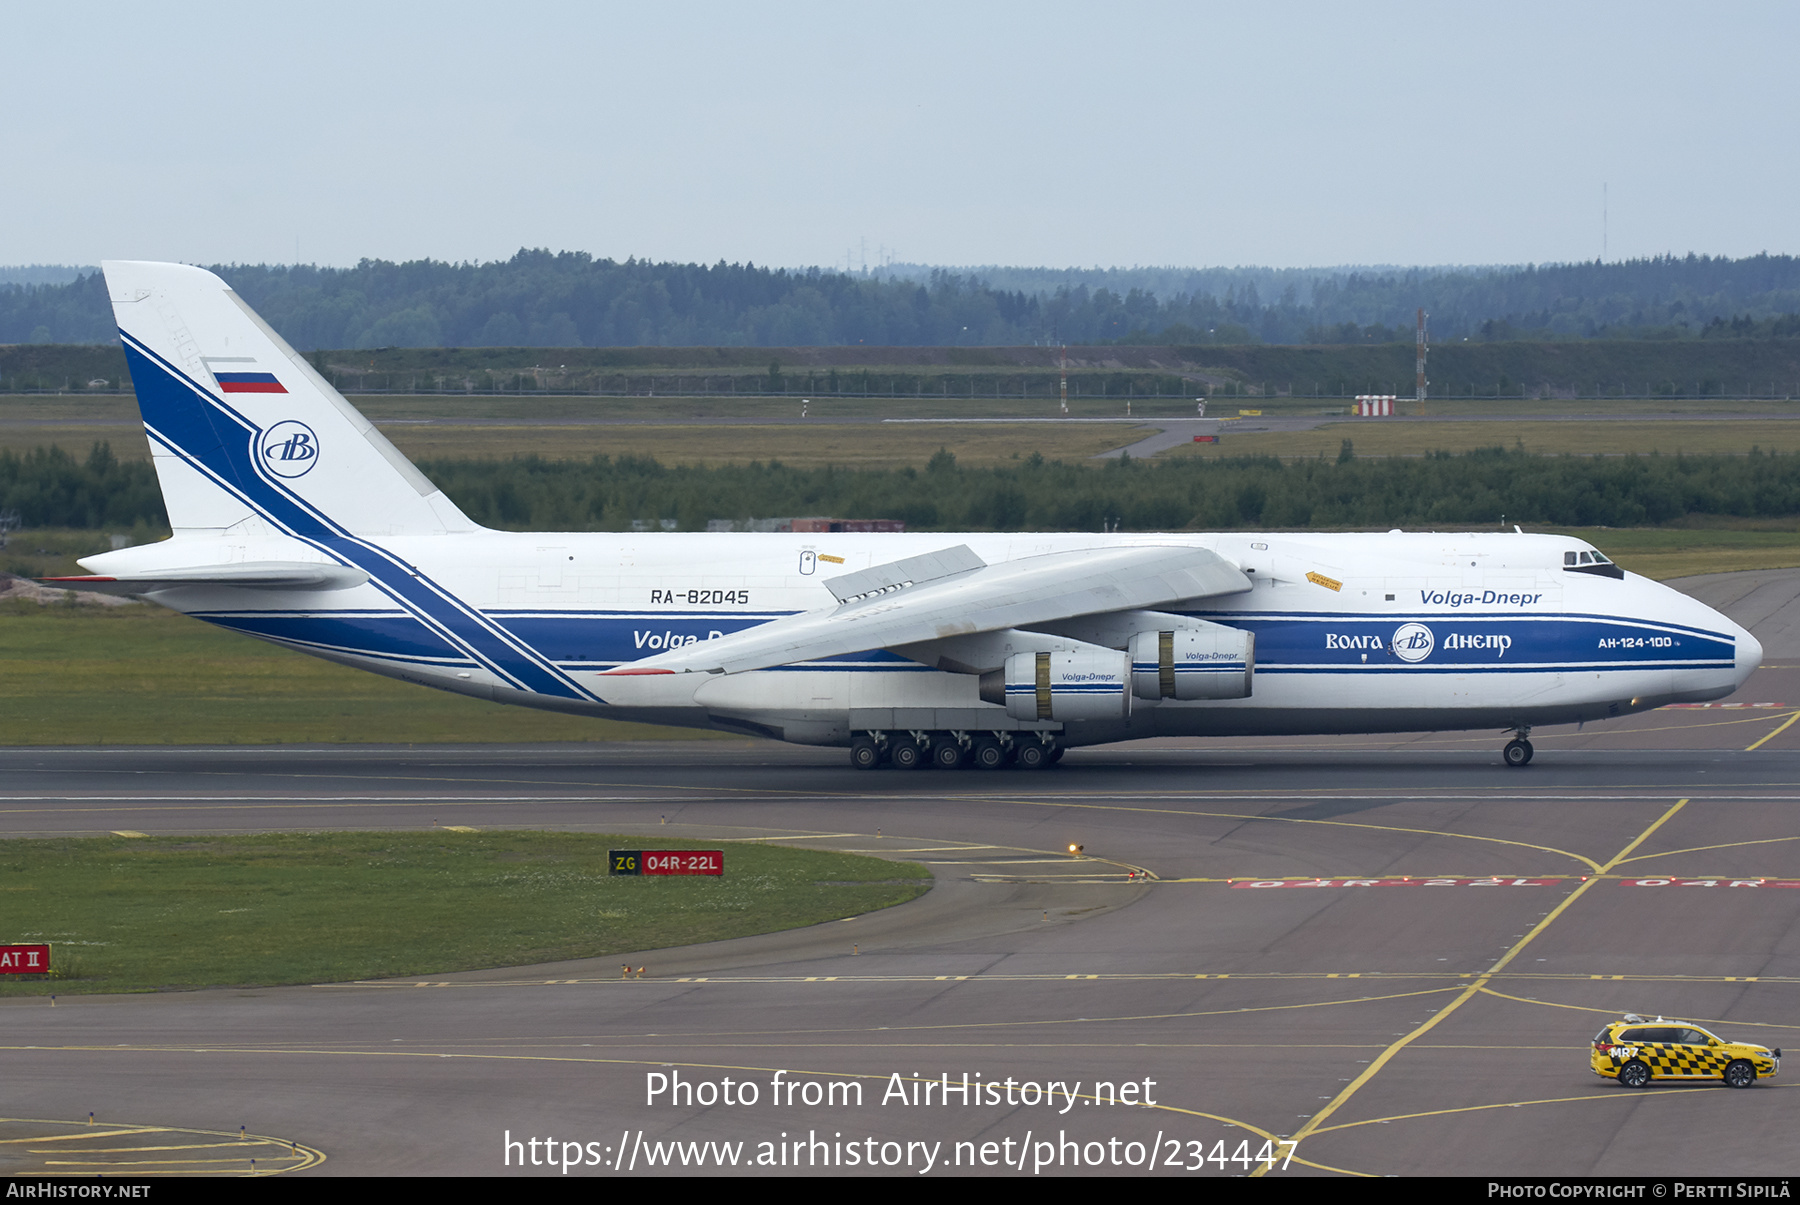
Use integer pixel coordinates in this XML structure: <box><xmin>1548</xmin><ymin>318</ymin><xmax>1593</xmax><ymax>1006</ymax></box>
<box><xmin>609</xmin><ymin>850</ymin><xmax>724</xmax><ymax>876</ymax></box>
<box><xmin>0</xmin><ymin>944</ymin><xmax>50</xmax><ymax>974</ymax></box>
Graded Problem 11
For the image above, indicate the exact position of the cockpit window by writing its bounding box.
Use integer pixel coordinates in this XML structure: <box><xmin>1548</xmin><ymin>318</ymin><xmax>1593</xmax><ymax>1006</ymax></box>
<box><xmin>1564</xmin><ymin>547</ymin><xmax>1620</xmax><ymax>575</ymax></box>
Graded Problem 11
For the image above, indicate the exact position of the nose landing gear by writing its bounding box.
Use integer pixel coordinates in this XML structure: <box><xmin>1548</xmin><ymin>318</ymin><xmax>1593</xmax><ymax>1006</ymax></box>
<box><xmin>1503</xmin><ymin>728</ymin><xmax>1534</xmax><ymax>768</ymax></box>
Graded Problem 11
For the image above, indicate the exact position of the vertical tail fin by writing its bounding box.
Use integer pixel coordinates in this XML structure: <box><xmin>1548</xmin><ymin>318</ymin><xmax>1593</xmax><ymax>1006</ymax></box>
<box><xmin>104</xmin><ymin>261</ymin><xmax>475</xmax><ymax>537</ymax></box>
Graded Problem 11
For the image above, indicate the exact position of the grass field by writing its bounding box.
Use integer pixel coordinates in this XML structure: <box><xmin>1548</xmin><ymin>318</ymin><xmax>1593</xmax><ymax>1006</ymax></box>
<box><xmin>11</xmin><ymin>392</ymin><xmax>1800</xmax><ymax>422</ymax></box>
<box><xmin>10</xmin><ymin>394</ymin><xmax>1800</xmax><ymax>467</ymax></box>
<box><xmin>1</xmin><ymin>528</ymin><xmax>131</xmax><ymax>579</ymax></box>
<box><xmin>0</xmin><ymin>831</ymin><xmax>929</xmax><ymax>994</ymax></box>
<box><xmin>0</xmin><ymin>423</ymin><xmax>150</xmax><ymax>460</ymax></box>
<box><xmin>381</xmin><ymin>421</ymin><xmax>1150</xmax><ymax>466</ymax></box>
<box><xmin>0</xmin><ymin>599</ymin><xmax>731</xmax><ymax>744</ymax></box>
<box><xmin>1545</xmin><ymin>523</ymin><xmax>1800</xmax><ymax>580</ymax></box>
<box><xmin>10</xmin><ymin>414</ymin><xmax>1799</xmax><ymax>468</ymax></box>
<box><xmin>1172</xmin><ymin>419</ymin><xmax>1800</xmax><ymax>461</ymax></box>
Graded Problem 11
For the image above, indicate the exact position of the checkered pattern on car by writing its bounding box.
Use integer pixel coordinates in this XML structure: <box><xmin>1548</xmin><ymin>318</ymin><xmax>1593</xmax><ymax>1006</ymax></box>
<box><xmin>1601</xmin><ymin>1043</ymin><xmax>1775</xmax><ymax>1079</ymax></box>
<box><xmin>1636</xmin><ymin>1043</ymin><xmax>1729</xmax><ymax>1076</ymax></box>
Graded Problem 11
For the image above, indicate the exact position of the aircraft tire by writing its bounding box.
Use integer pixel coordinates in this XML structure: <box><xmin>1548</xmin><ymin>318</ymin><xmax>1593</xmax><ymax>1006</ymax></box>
<box><xmin>930</xmin><ymin>735</ymin><xmax>967</xmax><ymax>770</ymax></box>
<box><xmin>970</xmin><ymin>737</ymin><xmax>1007</xmax><ymax>770</ymax></box>
<box><xmin>850</xmin><ymin>736</ymin><xmax>882</xmax><ymax>771</ymax></box>
<box><xmin>890</xmin><ymin>740</ymin><xmax>925</xmax><ymax>771</ymax></box>
<box><xmin>1503</xmin><ymin>738</ymin><xmax>1533</xmax><ymax>767</ymax></box>
<box><xmin>1015</xmin><ymin>742</ymin><xmax>1052</xmax><ymax>771</ymax></box>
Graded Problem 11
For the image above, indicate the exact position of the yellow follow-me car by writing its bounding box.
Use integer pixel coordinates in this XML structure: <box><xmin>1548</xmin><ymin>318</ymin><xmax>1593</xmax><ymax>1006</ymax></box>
<box><xmin>1592</xmin><ymin>1015</ymin><xmax>1781</xmax><ymax>1088</ymax></box>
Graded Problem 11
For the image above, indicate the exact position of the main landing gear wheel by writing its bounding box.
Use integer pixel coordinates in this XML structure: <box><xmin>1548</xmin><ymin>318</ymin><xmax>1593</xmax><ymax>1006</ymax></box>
<box><xmin>890</xmin><ymin>740</ymin><xmax>925</xmax><ymax>771</ymax></box>
<box><xmin>849</xmin><ymin>736</ymin><xmax>883</xmax><ymax>771</ymax></box>
<box><xmin>930</xmin><ymin>737</ymin><xmax>968</xmax><ymax>770</ymax></box>
<box><xmin>1015</xmin><ymin>742</ymin><xmax>1053</xmax><ymax>771</ymax></box>
<box><xmin>1725</xmin><ymin>1059</ymin><xmax>1757</xmax><ymax>1088</ymax></box>
<box><xmin>1503</xmin><ymin>738</ymin><xmax>1534</xmax><ymax>767</ymax></box>
<box><xmin>1617</xmin><ymin>1060</ymin><xmax>1651</xmax><ymax>1088</ymax></box>
<box><xmin>970</xmin><ymin>738</ymin><xmax>1008</xmax><ymax>770</ymax></box>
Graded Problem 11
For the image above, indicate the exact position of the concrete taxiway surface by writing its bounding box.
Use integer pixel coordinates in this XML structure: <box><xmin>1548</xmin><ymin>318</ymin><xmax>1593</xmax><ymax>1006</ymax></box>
<box><xmin>3</xmin><ymin>573</ymin><xmax>1798</xmax><ymax>1178</ymax></box>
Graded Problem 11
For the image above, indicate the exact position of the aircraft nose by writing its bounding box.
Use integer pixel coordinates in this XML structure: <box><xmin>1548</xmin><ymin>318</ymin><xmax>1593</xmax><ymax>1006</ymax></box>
<box><xmin>1735</xmin><ymin>621</ymin><xmax>1764</xmax><ymax>684</ymax></box>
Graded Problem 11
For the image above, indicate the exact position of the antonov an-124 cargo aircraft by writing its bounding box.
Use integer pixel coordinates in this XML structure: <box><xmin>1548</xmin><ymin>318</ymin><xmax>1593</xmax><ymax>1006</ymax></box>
<box><xmin>56</xmin><ymin>262</ymin><xmax>1761</xmax><ymax>770</ymax></box>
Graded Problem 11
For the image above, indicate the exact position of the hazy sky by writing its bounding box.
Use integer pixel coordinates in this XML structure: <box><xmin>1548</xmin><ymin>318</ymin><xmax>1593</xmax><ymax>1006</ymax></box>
<box><xmin>5</xmin><ymin>1</ymin><xmax>1795</xmax><ymax>271</ymax></box>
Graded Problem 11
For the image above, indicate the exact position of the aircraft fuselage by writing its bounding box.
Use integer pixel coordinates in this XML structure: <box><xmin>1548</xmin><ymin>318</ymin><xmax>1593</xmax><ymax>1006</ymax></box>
<box><xmin>104</xmin><ymin>528</ymin><xmax>1757</xmax><ymax>748</ymax></box>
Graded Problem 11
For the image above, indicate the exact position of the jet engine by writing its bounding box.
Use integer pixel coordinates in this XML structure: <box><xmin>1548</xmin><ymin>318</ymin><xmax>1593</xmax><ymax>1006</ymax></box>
<box><xmin>1001</xmin><ymin>649</ymin><xmax>1132</xmax><ymax>721</ymax></box>
<box><xmin>1127</xmin><ymin>625</ymin><xmax>1254</xmax><ymax>700</ymax></box>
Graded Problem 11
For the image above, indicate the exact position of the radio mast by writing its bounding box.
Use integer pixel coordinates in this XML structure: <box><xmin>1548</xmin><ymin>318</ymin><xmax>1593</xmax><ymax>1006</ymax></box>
<box><xmin>1415</xmin><ymin>308</ymin><xmax>1428</xmax><ymax>414</ymax></box>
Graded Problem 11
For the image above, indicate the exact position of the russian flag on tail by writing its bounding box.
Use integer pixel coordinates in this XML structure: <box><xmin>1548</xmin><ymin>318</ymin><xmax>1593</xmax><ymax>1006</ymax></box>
<box><xmin>215</xmin><ymin>371</ymin><xmax>287</xmax><ymax>394</ymax></box>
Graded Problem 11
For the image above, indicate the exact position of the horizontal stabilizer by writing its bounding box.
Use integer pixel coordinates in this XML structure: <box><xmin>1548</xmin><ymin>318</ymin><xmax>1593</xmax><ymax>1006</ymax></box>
<box><xmin>604</xmin><ymin>543</ymin><xmax>1251</xmax><ymax>677</ymax></box>
<box><xmin>44</xmin><ymin>562</ymin><xmax>371</xmax><ymax>593</ymax></box>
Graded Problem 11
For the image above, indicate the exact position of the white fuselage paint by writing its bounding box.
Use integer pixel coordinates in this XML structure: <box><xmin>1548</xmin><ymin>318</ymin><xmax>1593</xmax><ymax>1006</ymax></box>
<box><xmin>141</xmin><ymin>528</ymin><xmax>1759</xmax><ymax>749</ymax></box>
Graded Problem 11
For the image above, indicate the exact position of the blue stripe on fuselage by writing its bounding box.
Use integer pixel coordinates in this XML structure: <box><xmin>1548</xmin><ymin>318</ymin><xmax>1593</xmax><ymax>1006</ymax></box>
<box><xmin>1193</xmin><ymin>611</ymin><xmax>1734</xmax><ymax>672</ymax></box>
<box><xmin>192</xmin><ymin>610</ymin><xmax>931</xmax><ymax>671</ymax></box>
<box><xmin>190</xmin><ymin>611</ymin><xmax>467</xmax><ymax>663</ymax></box>
<box><xmin>172</xmin><ymin>607</ymin><xmax>1732</xmax><ymax>683</ymax></box>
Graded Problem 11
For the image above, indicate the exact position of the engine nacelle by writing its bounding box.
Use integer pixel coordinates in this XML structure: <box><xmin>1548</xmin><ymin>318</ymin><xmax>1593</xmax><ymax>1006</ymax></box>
<box><xmin>1002</xmin><ymin>649</ymin><xmax>1131</xmax><ymax>721</ymax></box>
<box><xmin>1128</xmin><ymin>626</ymin><xmax>1254</xmax><ymax>700</ymax></box>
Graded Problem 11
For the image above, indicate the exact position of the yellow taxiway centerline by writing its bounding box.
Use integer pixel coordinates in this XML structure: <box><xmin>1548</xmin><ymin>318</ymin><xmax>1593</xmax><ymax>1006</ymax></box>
<box><xmin>1256</xmin><ymin>798</ymin><xmax>1690</xmax><ymax>1177</ymax></box>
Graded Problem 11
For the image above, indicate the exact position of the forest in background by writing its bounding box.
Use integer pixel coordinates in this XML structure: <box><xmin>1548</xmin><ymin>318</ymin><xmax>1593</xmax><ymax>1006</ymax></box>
<box><xmin>8</xmin><ymin>441</ymin><xmax>1799</xmax><ymax>535</ymax></box>
<box><xmin>6</xmin><ymin>251</ymin><xmax>1800</xmax><ymax>350</ymax></box>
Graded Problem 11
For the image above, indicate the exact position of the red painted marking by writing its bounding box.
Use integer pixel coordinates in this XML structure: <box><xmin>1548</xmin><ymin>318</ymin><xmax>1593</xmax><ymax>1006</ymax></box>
<box><xmin>1230</xmin><ymin>877</ymin><xmax>1561</xmax><ymax>889</ymax></box>
<box><xmin>641</xmin><ymin>850</ymin><xmax>722</xmax><ymax>876</ymax></box>
<box><xmin>214</xmin><ymin>372</ymin><xmax>288</xmax><ymax>394</ymax></box>
<box><xmin>599</xmin><ymin>668</ymin><xmax>676</xmax><ymax>676</ymax></box>
<box><xmin>39</xmin><ymin>576</ymin><xmax>116</xmax><ymax>583</ymax></box>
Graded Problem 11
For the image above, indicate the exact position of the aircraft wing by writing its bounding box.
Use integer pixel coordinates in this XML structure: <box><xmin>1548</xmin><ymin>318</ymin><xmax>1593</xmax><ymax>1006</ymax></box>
<box><xmin>605</xmin><ymin>543</ymin><xmax>1250</xmax><ymax>676</ymax></box>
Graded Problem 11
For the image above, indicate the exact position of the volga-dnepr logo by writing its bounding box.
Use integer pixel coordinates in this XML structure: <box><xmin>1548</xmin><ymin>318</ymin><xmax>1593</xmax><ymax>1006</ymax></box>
<box><xmin>259</xmin><ymin>420</ymin><xmax>320</xmax><ymax>478</ymax></box>
<box><xmin>1391</xmin><ymin>622</ymin><xmax>1434</xmax><ymax>662</ymax></box>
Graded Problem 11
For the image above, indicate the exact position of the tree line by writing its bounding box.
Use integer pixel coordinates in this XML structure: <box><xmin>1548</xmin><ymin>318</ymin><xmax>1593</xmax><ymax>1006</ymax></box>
<box><xmin>9</xmin><ymin>442</ymin><xmax>1800</xmax><ymax>535</ymax></box>
<box><xmin>417</xmin><ymin>446</ymin><xmax>1800</xmax><ymax>531</ymax></box>
<box><xmin>0</xmin><ymin>443</ymin><xmax>167</xmax><ymax>530</ymax></box>
<box><xmin>901</xmin><ymin>256</ymin><xmax>1800</xmax><ymax>343</ymax></box>
<box><xmin>7</xmin><ymin>251</ymin><xmax>1800</xmax><ymax>349</ymax></box>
